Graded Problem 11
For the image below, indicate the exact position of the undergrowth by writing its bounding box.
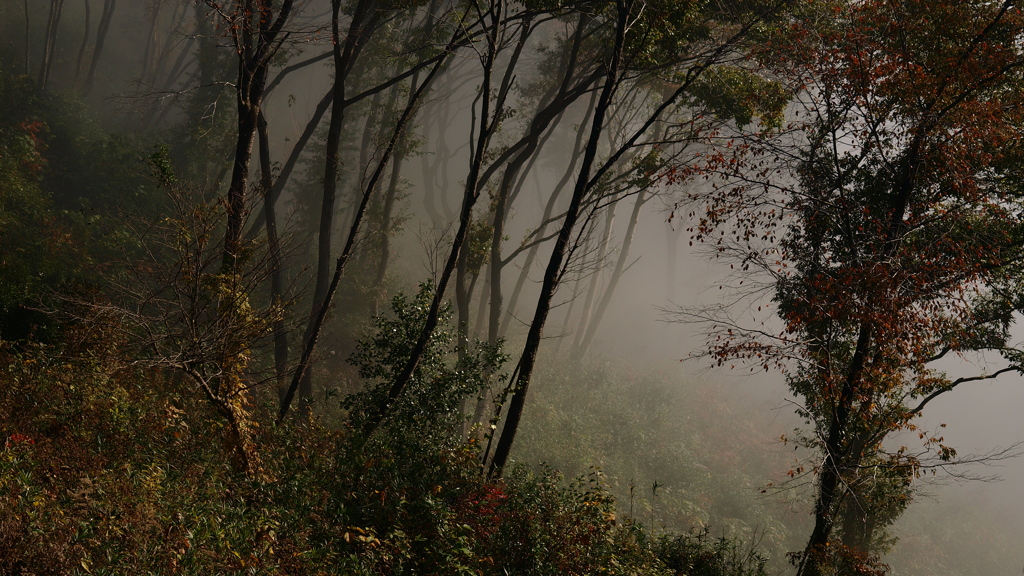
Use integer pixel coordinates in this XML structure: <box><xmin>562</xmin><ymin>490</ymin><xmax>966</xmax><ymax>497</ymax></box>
<box><xmin>0</xmin><ymin>290</ymin><xmax>771</xmax><ymax>576</ymax></box>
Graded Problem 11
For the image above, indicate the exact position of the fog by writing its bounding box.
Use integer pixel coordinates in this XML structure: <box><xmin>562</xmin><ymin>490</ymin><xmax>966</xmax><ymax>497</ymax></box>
<box><xmin>3</xmin><ymin>1</ymin><xmax>1023</xmax><ymax>574</ymax></box>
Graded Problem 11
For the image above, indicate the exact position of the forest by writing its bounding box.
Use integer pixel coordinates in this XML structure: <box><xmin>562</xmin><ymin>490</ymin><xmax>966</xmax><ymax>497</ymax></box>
<box><xmin>2</xmin><ymin>0</ymin><xmax>1024</xmax><ymax>574</ymax></box>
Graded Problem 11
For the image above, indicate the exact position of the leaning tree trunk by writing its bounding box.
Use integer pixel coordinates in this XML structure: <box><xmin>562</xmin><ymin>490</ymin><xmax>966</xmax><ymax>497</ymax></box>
<box><xmin>501</xmin><ymin>88</ymin><xmax>597</xmax><ymax>339</ymax></box>
<box><xmin>277</xmin><ymin>34</ymin><xmax>454</xmax><ymax>424</ymax></box>
<box><xmin>359</xmin><ymin>0</ymin><xmax>509</xmax><ymax>438</ymax></box>
<box><xmin>488</xmin><ymin>3</ymin><xmax>629</xmax><ymax>479</ymax></box>
<box><xmin>572</xmin><ymin>202</ymin><xmax>615</xmax><ymax>354</ymax></box>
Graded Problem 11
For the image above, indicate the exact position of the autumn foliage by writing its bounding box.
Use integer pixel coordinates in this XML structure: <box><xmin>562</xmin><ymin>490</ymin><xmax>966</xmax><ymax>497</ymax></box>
<box><xmin>687</xmin><ymin>0</ymin><xmax>1024</xmax><ymax>573</ymax></box>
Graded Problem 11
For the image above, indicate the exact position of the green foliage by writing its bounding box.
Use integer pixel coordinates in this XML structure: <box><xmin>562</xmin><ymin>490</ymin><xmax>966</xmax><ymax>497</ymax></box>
<box><xmin>0</xmin><ymin>287</ymin><xmax>782</xmax><ymax>575</ymax></box>
<box><xmin>344</xmin><ymin>282</ymin><xmax>505</xmax><ymax>445</ymax></box>
<box><xmin>0</xmin><ymin>75</ymin><xmax>89</xmax><ymax>342</ymax></box>
<box><xmin>0</xmin><ymin>67</ymin><xmax>167</xmax><ymax>343</ymax></box>
<box><xmin>655</xmin><ymin>529</ymin><xmax>768</xmax><ymax>576</ymax></box>
<box><xmin>687</xmin><ymin>65</ymin><xmax>789</xmax><ymax>130</ymax></box>
<box><xmin>512</xmin><ymin>357</ymin><xmax>804</xmax><ymax>571</ymax></box>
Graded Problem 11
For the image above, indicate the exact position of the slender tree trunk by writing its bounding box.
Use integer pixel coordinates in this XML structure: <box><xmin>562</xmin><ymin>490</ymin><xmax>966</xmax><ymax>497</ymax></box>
<box><xmin>73</xmin><ymin>0</ymin><xmax>91</xmax><ymax>89</ymax></box>
<box><xmin>577</xmin><ymin>187</ymin><xmax>646</xmax><ymax>355</ymax></box>
<box><xmin>486</xmin><ymin>104</ymin><xmax>570</xmax><ymax>344</ymax></box>
<box><xmin>572</xmin><ymin>202</ymin><xmax>615</xmax><ymax>353</ymax></box>
<box><xmin>220</xmin><ymin>0</ymin><xmax>281</xmax><ymax>267</ymax></box>
<box><xmin>434</xmin><ymin>95</ymin><xmax>455</xmax><ymax>220</ymax></box>
<box><xmin>375</xmin><ymin>118</ymin><xmax>410</xmax><ymax>284</ymax></box>
<box><xmin>665</xmin><ymin>216</ymin><xmax>679</xmax><ymax>302</ymax></box>
<box><xmin>488</xmin><ymin>2</ymin><xmax>629</xmax><ymax>479</ymax></box>
<box><xmin>140</xmin><ymin>1</ymin><xmax>160</xmax><ymax>85</ymax></box>
<box><xmin>213</xmin><ymin>0</ymin><xmax>295</xmax><ymax>477</ymax></box>
<box><xmin>455</xmin><ymin>225</ymin><xmax>473</xmax><ymax>361</ymax></box>
<box><xmin>278</xmin><ymin>34</ymin><xmax>453</xmax><ymax>424</ymax></box>
<box><xmin>360</xmin><ymin>1</ymin><xmax>508</xmax><ymax>438</ymax></box>
<box><xmin>39</xmin><ymin>0</ymin><xmax>65</xmax><ymax>91</ymax></box>
<box><xmin>555</xmin><ymin>239</ymin><xmax>588</xmax><ymax>352</ymax></box>
<box><xmin>82</xmin><ymin>0</ymin><xmax>115</xmax><ymax>96</ymax></box>
<box><xmin>245</xmin><ymin>87</ymin><xmax>332</xmax><ymax>242</ymax></box>
<box><xmin>501</xmin><ymin>88</ymin><xmax>597</xmax><ymax>338</ymax></box>
<box><xmin>352</xmin><ymin>88</ymin><xmax>390</xmax><ymax>270</ymax></box>
<box><xmin>222</xmin><ymin>94</ymin><xmax>259</xmax><ymax>269</ymax></box>
<box><xmin>24</xmin><ymin>0</ymin><xmax>31</xmax><ymax>76</ymax></box>
<box><xmin>299</xmin><ymin>0</ymin><xmax>375</xmax><ymax>416</ymax></box>
<box><xmin>257</xmin><ymin>111</ymin><xmax>289</xmax><ymax>398</ymax></box>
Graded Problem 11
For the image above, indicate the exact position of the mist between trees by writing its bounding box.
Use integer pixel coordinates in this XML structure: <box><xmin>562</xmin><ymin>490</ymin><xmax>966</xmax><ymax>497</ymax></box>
<box><xmin>2</xmin><ymin>0</ymin><xmax>1024</xmax><ymax>574</ymax></box>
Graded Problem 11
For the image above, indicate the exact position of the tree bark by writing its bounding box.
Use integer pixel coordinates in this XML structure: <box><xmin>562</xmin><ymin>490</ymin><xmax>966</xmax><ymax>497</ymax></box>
<box><xmin>277</xmin><ymin>32</ymin><xmax>453</xmax><ymax>424</ymax></box>
<box><xmin>82</xmin><ymin>0</ymin><xmax>115</xmax><ymax>96</ymax></box>
<box><xmin>488</xmin><ymin>1</ymin><xmax>630</xmax><ymax>479</ymax></box>
<box><xmin>39</xmin><ymin>0</ymin><xmax>65</xmax><ymax>91</ymax></box>
<box><xmin>257</xmin><ymin>110</ymin><xmax>288</xmax><ymax>398</ymax></box>
<box><xmin>576</xmin><ymin>184</ymin><xmax>647</xmax><ymax>356</ymax></box>
<box><xmin>298</xmin><ymin>0</ymin><xmax>376</xmax><ymax>416</ymax></box>
<box><xmin>73</xmin><ymin>0</ymin><xmax>91</xmax><ymax>89</ymax></box>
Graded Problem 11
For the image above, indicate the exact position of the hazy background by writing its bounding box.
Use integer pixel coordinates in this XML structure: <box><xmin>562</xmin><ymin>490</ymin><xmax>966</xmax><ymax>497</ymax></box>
<box><xmin>2</xmin><ymin>1</ymin><xmax>1022</xmax><ymax>573</ymax></box>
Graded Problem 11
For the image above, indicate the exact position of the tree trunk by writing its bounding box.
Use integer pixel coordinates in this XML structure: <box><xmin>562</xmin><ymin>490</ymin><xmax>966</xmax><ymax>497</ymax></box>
<box><xmin>488</xmin><ymin>2</ymin><xmax>629</xmax><ymax>479</ymax></box>
<box><xmin>82</xmin><ymin>0</ymin><xmax>115</xmax><ymax>96</ymax></box>
<box><xmin>257</xmin><ymin>111</ymin><xmax>289</xmax><ymax>399</ymax></box>
<box><xmin>577</xmin><ymin>186</ymin><xmax>647</xmax><ymax>356</ymax></box>
<box><xmin>39</xmin><ymin>0</ymin><xmax>65</xmax><ymax>91</ymax></box>
<box><xmin>278</xmin><ymin>33</ymin><xmax>452</xmax><ymax>424</ymax></box>
<box><xmin>24</xmin><ymin>0</ymin><xmax>31</xmax><ymax>76</ymax></box>
<box><xmin>375</xmin><ymin>123</ymin><xmax>409</xmax><ymax>284</ymax></box>
<box><xmin>664</xmin><ymin>216</ymin><xmax>679</xmax><ymax>302</ymax></box>
<box><xmin>245</xmin><ymin>87</ymin><xmax>333</xmax><ymax>242</ymax></box>
<box><xmin>140</xmin><ymin>0</ymin><xmax>160</xmax><ymax>86</ymax></box>
<box><xmin>211</xmin><ymin>0</ymin><xmax>294</xmax><ymax>479</ymax></box>
<box><xmin>572</xmin><ymin>202</ymin><xmax>615</xmax><ymax>353</ymax></box>
<box><xmin>299</xmin><ymin>0</ymin><xmax>375</xmax><ymax>416</ymax></box>
<box><xmin>360</xmin><ymin>1</ymin><xmax>509</xmax><ymax>438</ymax></box>
<box><xmin>798</xmin><ymin>324</ymin><xmax>872</xmax><ymax>576</ymax></box>
<box><xmin>73</xmin><ymin>0</ymin><xmax>91</xmax><ymax>89</ymax></box>
<box><xmin>501</xmin><ymin>88</ymin><xmax>597</xmax><ymax>338</ymax></box>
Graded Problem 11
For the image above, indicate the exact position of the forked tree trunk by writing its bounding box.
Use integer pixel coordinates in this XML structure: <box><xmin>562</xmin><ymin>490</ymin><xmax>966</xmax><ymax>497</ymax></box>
<box><xmin>257</xmin><ymin>111</ymin><xmax>289</xmax><ymax>398</ymax></box>
<box><xmin>73</xmin><ymin>0</ymin><xmax>91</xmax><ymax>88</ymax></box>
<box><xmin>298</xmin><ymin>0</ymin><xmax>376</xmax><ymax>416</ymax></box>
<box><xmin>501</xmin><ymin>89</ymin><xmax>597</xmax><ymax>339</ymax></box>
<box><xmin>82</xmin><ymin>0</ymin><xmax>115</xmax><ymax>96</ymax></box>
<box><xmin>213</xmin><ymin>0</ymin><xmax>294</xmax><ymax>478</ymax></box>
<box><xmin>39</xmin><ymin>0</ymin><xmax>65</xmax><ymax>91</ymax></box>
